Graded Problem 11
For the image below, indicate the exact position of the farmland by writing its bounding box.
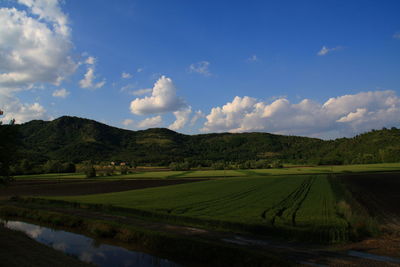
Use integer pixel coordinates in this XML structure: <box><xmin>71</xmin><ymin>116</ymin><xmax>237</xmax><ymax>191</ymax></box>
<box><xmin>7</xmin><ymin>163</ymin><xmax>400</xmax><ymax>244</ymax></box>
<box><xmin>13</xmin><ymin>162</ymin><xmax>400</xmax><ymax>180</ymax></box>
<box><xmin>48</xmin><ymin>175</ymin><xmax>352</xmax><ymax>243</ymax></box>
<box><xmin>1</xmin><ymin>166</ymin><xmax>400</xmax><ymax>266</ymax></box>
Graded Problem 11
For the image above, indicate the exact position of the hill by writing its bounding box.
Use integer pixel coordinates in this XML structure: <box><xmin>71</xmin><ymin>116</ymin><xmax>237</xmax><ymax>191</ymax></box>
<box><xmin>5</xmin><ymin>116</ymin><xmax>400</xmax><ymax>165</ymax></box>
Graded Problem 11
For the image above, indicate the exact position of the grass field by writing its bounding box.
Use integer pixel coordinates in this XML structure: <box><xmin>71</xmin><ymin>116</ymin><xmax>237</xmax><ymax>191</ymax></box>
<box><xmin>15</xmin><ymin>162</ymin><xmax>400</xmax><ymax>180</ymax></box>
<box><xmin>49</xmin><ymin>175</ymin><xmax>354</xmax><ymax>243</ymax></box>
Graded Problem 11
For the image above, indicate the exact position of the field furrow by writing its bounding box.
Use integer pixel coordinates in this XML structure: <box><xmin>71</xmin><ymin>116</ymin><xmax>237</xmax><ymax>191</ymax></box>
<box><xmin>47</xmin><ymin>174</ymin><xmax>353</xmax><ymax>243</ymax></box>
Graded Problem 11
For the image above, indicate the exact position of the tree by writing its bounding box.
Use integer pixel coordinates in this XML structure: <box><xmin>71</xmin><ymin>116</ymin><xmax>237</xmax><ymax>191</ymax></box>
<box><xmin>0</xmin><ymin>110</ymin><xmax>17</xmax><ymax>184</ymax></box>
<box><xmin>43</xmin><ymin>160</ymin><xmax>63</xmax><ymax>173</ymax></box>
<box><xmin>83</xmin><ymin>161</ymin><xmax>96</xmax><ymax>178</ymax></box>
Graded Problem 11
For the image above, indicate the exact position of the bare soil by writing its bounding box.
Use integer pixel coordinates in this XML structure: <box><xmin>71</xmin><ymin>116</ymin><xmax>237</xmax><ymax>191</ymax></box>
<box><xmin>339</xmin><ymin>172</ymin><xmax>400</xmax><ymax>218</ymax></box>
<box><xmin>336</xmin><ymin>172</ymin><xmax>400</xmax><ymax>259</ymax></box>
<box><xmin>0</xmin><ymin>178</ymin><xmax>206</xmax><ymax>198</ymax></box>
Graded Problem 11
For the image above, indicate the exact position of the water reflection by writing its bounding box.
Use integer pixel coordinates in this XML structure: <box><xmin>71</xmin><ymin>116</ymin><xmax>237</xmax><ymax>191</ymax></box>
<box><xmin>2</xmin><ymin>220</ymin><xmax>180</xmax><ymax>267</ymax></box>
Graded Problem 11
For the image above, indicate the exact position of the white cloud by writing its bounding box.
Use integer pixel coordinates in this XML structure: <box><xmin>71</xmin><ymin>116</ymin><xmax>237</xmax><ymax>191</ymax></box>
<box><xmin>190</xmin><ymin>110</ymin><xmax>205</xmax><ymax>126</ymax></box>
<box><xmin>0</xmin><ymin>1</ymin><xmax>76</xmax><ymax>95</ymax></box>
<box><xmin>137</xmin><ymin>115</ymin><xmax>162</xmax><ymax>128</ymax></box>
<box><xmin>85</xmin><ymin>56</ymin><xmax>95</xmax><ymax>65</ymax></box>
<box><xmin>393</xmin><ymin>32</ymin><xmax>400</xmax><ymax>39</ymax></box>
<box><xmin>337</xmin><ymin>108</ymin><xmax>367</xmax><ymax>123</ymax></box>
<box><xmin>201</xmin><ymin>90</ymin><xmax>400</xmax><ymax>138</ymax></box>
<box><xmin>0</xmin><ymin>95</ymin><xmax>49</xmax><ymax>124</ymax></box>
<box><xmin>79</xmin><ymin>67</ymin><xmax>105</xmax><ymax>89</ymax></box>
<box><xmin>52</xmin><ymin>88</ymin><xmax>69</xmax><ymax>98</ymax></box>
<box><xmin>317</xmin><ymin>46</ymin><xmax>342</xmax><ymax>56</ymax></box>
<box><xmin>137</xmin><ymin>68</ymin><xmax>143</xmax><ymax>73</ymax></box>
<box><xmin>130</xmin><ymin>76</ymin><xmax>187</xmax><ymax>115</ymax></box>
<box><xmin>17</xmin><ymin>0</ymin><xmax>70</xmax><ymax>37</ymax></box>
<box><xmin>122</xmin><ymin>118</ymin><xmax>134</xmax><ymax>126</ymax></box>
<box><xmin>169</xmin><ymin>107</ymin><xmax>192</xmax><ymax>130</ymax></box>
<box><xmin>189</xmin><ymin>61</ymin><xmax>211</xmax><ymax>76</ymax></box>
<box><xmin>121</xmin><ymin>72</ymin><xmax>132</xmax><ymax>79</ymax></box>
<box><xmin>202</xmin><ymin>96</ymin><xmax>259</xmax><ymax>133</ymax></box>
<box><xmin>317</xmin><ymin>46</ymin><xmax>329</xmax><ymax>56</ymax></box>
<box><xmin>247</xmin><ymin>55</ymin><xmax>258</xmax><ymax>62</ymax></box>
<box><xmin>0</xmin><ymin>0</ymin><xmax>75</xmax><ymax>123</ymax></box>
<box><xmin>132</xmin><ymin>88</ymin><xmax>152</xmax><ymax>96</ymax></box>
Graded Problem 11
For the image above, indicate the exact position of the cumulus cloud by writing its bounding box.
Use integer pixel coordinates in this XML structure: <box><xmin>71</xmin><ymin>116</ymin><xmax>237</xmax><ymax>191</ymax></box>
<box><xmin>137</xmin><ymin>115</ymin><xmax>162</xmax><ymax>128</ymax></box>
<box><xmin>79</xmin><ymin>66</ymin><xmax>105</xmax><ymax>89</ymax></box>
<box><xmin>130</xmin><ymin>76</ymin><xmax>187</xmax><ymax>115</ymax></box>
<box><xmin>0</xmin><ymin>95</ymin><xmax>49</xmax><ymax>124</ymax></box>
<box><xmin>52</xmin><ymin>88</ymin><xmax>69</xmax><ymax>98</ymax></box>
<box><xmin>189</xmin><ymin>61</ymin><xmax>211</xmax><ymax>76</ymax></box>
<box><xmin>393</xmin><ymin>32</ymin><xmax>400</xmax><ymax>39</ymax></box>
<box><xmin>190</xmin><ymin>110</ymin><xmax>205</xmax><ymax>125</ymax></box>
<box><xmin>169</xmin><ymin>107</ymin><xmax>192</xmax><ymax>130</ymax></box>
<box><xmin>0</xmin><ymin>0</ymin><xmax>74</xmax><ymax>123</ymax></box>
<box><xmin>201</xmin><ymin>90</ymin><xmax>400</xmax><ymax>138</ymax></box>
<box><xmin>0</xmin><ymin>0</ymin><xmax>76</xmax><ymax>95</ymax></box>
<box><xmin>121</xmin><ymin>72</ymin><xmax>132</xmax><ymax>79</ymax></box>
<box><xmin>317</xmin><ymin>46</ymin><xmax>342</xmax><ymax>56</ymax></box>
<box><xmin>17</xmin><ymin>0</ymin><xmax>70</xmax><ymax>37</ymax></box>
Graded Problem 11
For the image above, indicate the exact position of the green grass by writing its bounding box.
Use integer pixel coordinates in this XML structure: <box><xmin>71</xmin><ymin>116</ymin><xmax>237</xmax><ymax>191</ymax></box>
<box><xmin>15</xmin><ymin>162</ymin><xmax>400</xmax><ymax>180</ymax></box>
<box><xmin>49</xmin><ymin>175</ymin><xmax>354</xmax><ymax>243</ymax></box>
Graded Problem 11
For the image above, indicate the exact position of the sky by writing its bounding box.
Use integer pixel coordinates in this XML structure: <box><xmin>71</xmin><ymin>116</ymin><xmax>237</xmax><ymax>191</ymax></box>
<box><xmin>0</xmin><ymin>0</ymin><xmax>400</xmax><ymax>139</ymax></box>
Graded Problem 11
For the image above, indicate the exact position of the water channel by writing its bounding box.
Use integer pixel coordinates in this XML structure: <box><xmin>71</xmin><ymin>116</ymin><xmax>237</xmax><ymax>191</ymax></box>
<box><xmin>2</xmin><ymin>219</ymin><xmax>181</xmax><ymax>267</ymax></box>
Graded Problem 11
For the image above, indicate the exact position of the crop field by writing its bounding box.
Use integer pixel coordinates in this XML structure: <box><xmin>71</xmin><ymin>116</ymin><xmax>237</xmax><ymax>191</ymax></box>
<box><xmin>14</xmin><ymin>162</ymin><xmax>400</xmax><ymax>180</ymax></box>
<box><xmin>50</xmin><ymin>175</ymin><xmax>351</xmax><ymax>243</ymax></box>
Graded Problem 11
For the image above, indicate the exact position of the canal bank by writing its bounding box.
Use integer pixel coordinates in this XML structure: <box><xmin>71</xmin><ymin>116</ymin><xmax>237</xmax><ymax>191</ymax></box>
<box><xmin>2</xmin><ymin>219</ymin><xmax>180</xmax><ymax>267</ymax></box>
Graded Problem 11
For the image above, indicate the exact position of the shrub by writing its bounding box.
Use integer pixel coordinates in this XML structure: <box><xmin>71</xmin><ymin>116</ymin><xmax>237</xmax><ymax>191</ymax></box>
<box><xmin>83</xmin><ymin>161</ymin><xmax>96</xmax><ymax>178</ymax></box>
<box><xmin>169</xmin><ymin>161</ymin><xmax>190</xmax><ymax>171</ymax></box>
<box><xmin>211</xmin><ymin>162</ymin><xmax>225</xmax><ymax>170</ymax></box>
<box><xmin>120</xmin><ymin>165</ymin><xmax>128</xmax><ymax>175</ymax></box>
<box><xmin>271</xmin><ymin>160</ymin><xmax>283</xmax><ymax>168</ymax></box>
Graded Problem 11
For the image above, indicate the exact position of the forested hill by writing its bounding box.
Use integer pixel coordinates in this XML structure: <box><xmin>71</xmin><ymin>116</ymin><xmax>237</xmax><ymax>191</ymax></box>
<box><xmin>8</xmin><ymin>116</ymin><xmax>400</xmax><ymax>165</ymax></box>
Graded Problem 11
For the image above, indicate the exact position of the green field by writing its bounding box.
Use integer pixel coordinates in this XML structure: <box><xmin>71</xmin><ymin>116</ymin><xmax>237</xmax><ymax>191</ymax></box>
<box><xmin>49</xmin><ymin>174</ymin><xmax>353</xmax><ymax>242</ymax></box>
<box><xmin>15</xmin><ymin>162</ymin><xmax>400</xmax><ymax>180</ymax></box>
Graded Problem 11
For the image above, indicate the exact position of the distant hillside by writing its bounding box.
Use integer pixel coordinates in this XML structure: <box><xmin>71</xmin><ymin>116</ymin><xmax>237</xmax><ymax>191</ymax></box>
<box><xmin>6</xmin><ymin>116</ymin><xmax>400</xmax><ymax>165</ymax></box>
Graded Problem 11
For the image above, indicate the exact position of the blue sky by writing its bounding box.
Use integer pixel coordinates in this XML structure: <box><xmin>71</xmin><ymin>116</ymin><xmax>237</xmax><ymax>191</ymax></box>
<box><xmin>1</xmin><ymin>0</ymin><xmax>400</xmax><ymax>138</ymax></box>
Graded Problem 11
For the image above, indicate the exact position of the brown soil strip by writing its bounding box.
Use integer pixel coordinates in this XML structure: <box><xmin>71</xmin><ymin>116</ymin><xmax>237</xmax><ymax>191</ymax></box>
<box><xmin>0</xmin><ymin>179</ymin><xmax>207</xmax><ymax>198</ymax></box>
